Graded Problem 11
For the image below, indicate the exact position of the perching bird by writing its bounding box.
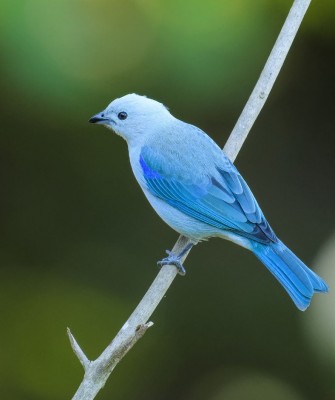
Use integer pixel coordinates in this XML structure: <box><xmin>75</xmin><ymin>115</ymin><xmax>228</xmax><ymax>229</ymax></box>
<box><xmin>89</xmin><ymin>93</ymin><xmax>328</xmax><ymax>310</ymax></box>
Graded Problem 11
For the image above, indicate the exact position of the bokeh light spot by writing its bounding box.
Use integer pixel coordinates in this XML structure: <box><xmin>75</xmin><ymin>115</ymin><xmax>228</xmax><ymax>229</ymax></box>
<box><xmin>303</xmin><ymin>232</ymin><xmax>335</xmax><ymax>363</ymax></box>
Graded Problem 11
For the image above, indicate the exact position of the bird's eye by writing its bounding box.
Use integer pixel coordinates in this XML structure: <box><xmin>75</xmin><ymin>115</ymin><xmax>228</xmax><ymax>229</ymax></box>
<box><xmin>118</xmin><ymin>111</ymin><xmax>128</xmax><ymax>120</ymax></box>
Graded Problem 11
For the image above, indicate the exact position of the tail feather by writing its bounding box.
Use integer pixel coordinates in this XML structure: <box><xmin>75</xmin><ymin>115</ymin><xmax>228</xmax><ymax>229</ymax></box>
<box><xmin>252</xmin><ymin>240</ymin><xmax>328</xmax><ymax>311</ymax></box>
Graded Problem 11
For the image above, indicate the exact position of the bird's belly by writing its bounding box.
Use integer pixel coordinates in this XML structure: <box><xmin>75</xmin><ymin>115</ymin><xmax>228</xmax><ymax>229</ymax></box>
<box><xmin>142</xmin><ymin>189</ymin><xmax>220</xmax><ymax>242</ymax></box>
<box><xmin>142</xmin><ymin>188</ymin><xmax>251</xmax><ymax>250</ymax></box>
<box><xmin>129</xmin><ymin>147</ymin><xmax>251</xmax><ymax>249</ymax></box>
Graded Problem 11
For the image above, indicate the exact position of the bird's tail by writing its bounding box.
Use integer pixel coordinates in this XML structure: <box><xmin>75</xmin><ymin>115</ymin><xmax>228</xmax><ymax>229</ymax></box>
<box><xmin>251</xmin><ymin>240</ymin><xmax>328</xmax><ymax>311</ymax></box>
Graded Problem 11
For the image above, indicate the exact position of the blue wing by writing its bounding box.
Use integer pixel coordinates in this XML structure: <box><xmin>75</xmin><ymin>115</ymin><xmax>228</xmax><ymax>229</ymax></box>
<box><xmin>140</xmin><ymin>145</ymin><xmax>277</xmax><ymax>244</ymax></box>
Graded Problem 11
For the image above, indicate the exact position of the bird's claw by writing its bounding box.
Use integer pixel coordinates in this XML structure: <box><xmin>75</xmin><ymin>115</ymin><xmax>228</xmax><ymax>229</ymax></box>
<box><xmin>157</xmin><ymin>250</ymin><xmax>186</xmax><ymax>276</ymax></box>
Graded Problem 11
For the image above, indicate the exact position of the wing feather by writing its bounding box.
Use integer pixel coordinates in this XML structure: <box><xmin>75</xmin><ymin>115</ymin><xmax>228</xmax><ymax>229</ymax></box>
<box><xmin>140</xmin><ymin>146</ymin><xmax>277</xmax><ymax>244</ymax></box>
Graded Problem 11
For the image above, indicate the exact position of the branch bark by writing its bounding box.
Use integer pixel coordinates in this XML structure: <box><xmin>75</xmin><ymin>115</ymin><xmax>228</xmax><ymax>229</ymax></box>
<box><xmin>223</xmin><ymin>0</ymin><xmax>311</xmax><ymax>161</ymax></box>
<box><xmin>69</xmin><ymin>1</ymin><xmax>311</xmax><ymax>398</ymax></box>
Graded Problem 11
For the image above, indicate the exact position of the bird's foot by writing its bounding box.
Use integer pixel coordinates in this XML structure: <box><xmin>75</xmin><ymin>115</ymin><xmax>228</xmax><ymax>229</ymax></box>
<box><xmin>157</xmin><ymin>250</ymin><xmax>186</xmax><ymax>276</ymax></box>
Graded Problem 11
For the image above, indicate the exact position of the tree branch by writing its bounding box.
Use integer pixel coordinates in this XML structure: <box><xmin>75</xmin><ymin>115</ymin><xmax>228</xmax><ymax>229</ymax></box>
<box><xmin>69</xmin><ymin>1</ymin><xmax>311</xmax><ymax>398</ymax></box>
<box><xmin>223</xmin><ymin>0</ymin><xmax>311</xmax><ymax>162</ymax></box>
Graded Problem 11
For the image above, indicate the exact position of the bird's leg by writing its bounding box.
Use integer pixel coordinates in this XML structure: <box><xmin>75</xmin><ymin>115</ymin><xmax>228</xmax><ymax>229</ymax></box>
<box><xmin>157</xmin><ymin>241</ymin><xmax>194</xmax><ymax>276</ymax></box>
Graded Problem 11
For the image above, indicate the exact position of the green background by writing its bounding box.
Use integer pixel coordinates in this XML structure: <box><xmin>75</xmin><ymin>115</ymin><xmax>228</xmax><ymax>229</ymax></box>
<box><xmin>1</xmin><ymin>1</ymin><xmax>335</xmax><ymax>399</ymax></box>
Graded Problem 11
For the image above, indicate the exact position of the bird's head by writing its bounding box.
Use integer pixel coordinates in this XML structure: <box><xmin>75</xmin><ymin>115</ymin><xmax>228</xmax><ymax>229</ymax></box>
<box><xmin>89</xmin><ymin>94</ymin><xmax>171</xmax><ymax>144</ymax></box>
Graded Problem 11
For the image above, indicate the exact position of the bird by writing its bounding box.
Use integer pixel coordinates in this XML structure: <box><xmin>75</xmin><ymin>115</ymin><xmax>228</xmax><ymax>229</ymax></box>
<box><xmin>89</xmin><ymin>93</ymin><xmax>328</xmax><ymax>311</ymax></box>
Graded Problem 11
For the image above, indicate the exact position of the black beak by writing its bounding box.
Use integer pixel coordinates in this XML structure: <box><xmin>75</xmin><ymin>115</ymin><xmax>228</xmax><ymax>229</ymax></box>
<box><xmin>88</xmin><ymin>113</ymin><xmax>109</xmax><ymax>124</ymax></box>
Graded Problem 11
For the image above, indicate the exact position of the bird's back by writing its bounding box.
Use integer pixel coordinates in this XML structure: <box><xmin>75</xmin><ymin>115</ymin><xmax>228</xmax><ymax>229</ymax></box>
<box><xmin>143</xmin><ymin>118</ymin><xmax>231</xmax><ymax>183</ymax></box>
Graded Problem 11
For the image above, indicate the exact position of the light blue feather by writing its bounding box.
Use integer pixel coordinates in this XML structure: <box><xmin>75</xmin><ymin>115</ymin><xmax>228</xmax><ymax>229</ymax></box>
<box><xmin>91</xmin><ymin>93</ymin><xmax>328</xmax><ymax>310</ymax></box>
<box><xmin>140</xmin><ymin>145</ymin><xmax>275</xmax><ymax>243</ymax></box>
<box><xmin>139</xmin><ymin>142</ymin><xmax>328</xmax><ymax>310</ymax></box>
<box><xmin>252</xmin><ymin>240</ymin><xmax>328</xmax><ymax>310</ymax></box>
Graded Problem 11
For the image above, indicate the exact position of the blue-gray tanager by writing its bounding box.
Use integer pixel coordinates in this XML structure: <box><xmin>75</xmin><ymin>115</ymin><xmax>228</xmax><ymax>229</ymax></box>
<box><xmin>89</xmin><ymin>93</ymin><xmax>328</xmax><ymax>310</ymax></box>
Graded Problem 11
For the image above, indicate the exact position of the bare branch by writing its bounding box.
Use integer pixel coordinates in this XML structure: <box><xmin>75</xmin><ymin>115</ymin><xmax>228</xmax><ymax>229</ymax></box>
<box><xmin>71</xmin><ymin>322</ymin><xmax>154</xmax><ymax>400</ymax></box>
<box><xmin>224</xmin><ymin>0</ymin><xmax>311</xmax><ymax>161</ymax></box>
<box><xmin>69</xmin><ymin>1</ymin><xmax>311</xmax><ymax>398</ymax></box>
<box><xmin>67</xmin><ymin>328</ymin><xmax>90</xmax><ymax>370</ymax></box>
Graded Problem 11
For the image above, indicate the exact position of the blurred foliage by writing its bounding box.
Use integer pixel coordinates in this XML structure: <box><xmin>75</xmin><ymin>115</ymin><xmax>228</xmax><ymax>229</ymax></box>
<box><xmin>0</xmin><ymin>1</ymin><xmax>335</xmax><ymax>399</ymax></box>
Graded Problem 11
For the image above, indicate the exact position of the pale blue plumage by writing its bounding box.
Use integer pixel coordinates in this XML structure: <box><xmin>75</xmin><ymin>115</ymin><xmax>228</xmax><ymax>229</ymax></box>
<box><xmin>139</xmin><ymin>143</ymin><xmax>276</xmax><ymax>243</ymax></box>
<box><xmin>89</xmin><ymin>93</ymin><xmax>328</xmax><ymax>311</ymax></box>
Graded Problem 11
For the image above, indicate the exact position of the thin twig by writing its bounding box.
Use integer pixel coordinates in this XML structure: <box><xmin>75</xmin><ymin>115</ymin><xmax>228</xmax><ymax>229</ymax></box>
<box><xmin>224</xmin><ymin>0</ymin><xmax>311</xmax><ymax>161</ymax></box>
<box><xmin>67</xmin><ymin>328</ymin><xmax>90</xmax><ymax>370</ymax></box>
<box><xmin>69</xmin><ymin>1</ymin><xmax>311</xmax><ymax>398</ymax></box>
